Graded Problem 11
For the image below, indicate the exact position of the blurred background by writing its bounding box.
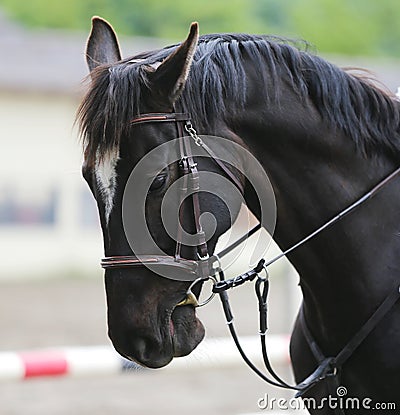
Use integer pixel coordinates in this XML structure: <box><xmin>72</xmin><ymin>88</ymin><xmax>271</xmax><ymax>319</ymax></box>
<box><xmin>0</xmin><ymin>1</ymin><xmax>399</xmax><ymax>414</ymax></box>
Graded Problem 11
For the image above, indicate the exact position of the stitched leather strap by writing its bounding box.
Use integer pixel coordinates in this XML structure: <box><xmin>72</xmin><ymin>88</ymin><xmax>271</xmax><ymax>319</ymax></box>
<box><xmin>130</xmin><ymin>113</ymin><xmax>190</xmax><ymax>125</ymax></box>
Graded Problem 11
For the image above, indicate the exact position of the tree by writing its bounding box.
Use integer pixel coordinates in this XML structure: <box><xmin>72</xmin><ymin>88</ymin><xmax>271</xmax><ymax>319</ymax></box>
<box><xmin>1</xmin><ymin>0</ymin><xmax>399</xmax><ymax>57</ymax></box>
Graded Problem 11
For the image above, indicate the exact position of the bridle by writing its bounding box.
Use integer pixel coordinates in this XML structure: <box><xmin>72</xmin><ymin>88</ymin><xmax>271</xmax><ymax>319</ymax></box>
<box><xmin>101</xmin><ymin>111</ymin><xmax>255</xmax><ymax>305</ymax></box>
<box><xmin>101</xmin><ymin>112</ymin><xmax>204</xmax><ymax>280</ymax></box>
<box><xmin>100</xmin><ymin>111</ymin><xmax>400</xmax><ymax>409</ymax></box>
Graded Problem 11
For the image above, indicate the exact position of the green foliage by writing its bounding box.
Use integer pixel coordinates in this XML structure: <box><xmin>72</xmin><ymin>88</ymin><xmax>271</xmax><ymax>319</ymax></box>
<box><xmin>287</xmin><ymin>0</ymin><xmax>400</xmax><ymax>56</ymax></box>
<box><xmin>1</xmin><ymin>0</ymin><xmax>399</xmax><ymax>57</ymax></box>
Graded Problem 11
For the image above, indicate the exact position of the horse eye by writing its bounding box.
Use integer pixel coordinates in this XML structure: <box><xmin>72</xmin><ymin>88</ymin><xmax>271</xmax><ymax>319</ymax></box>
<box><xmin>149</xmin><ymin>173</ymin><xmax>167</xmax><ymax>192</ymax></box>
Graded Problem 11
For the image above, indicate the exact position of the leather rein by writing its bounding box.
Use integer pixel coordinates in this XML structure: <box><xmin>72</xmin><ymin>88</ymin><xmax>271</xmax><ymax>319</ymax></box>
<box><xmin>100</xmin><ymin>112</ymin><xmax>400</xmax><ymax>406</ymax></box>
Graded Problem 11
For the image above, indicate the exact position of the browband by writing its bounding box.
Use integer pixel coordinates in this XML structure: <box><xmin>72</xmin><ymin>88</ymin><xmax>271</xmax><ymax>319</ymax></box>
<box><xmin>130</xmin><ymin>113</ymin><xmax>190</xmax><ymax>125</ymax></box>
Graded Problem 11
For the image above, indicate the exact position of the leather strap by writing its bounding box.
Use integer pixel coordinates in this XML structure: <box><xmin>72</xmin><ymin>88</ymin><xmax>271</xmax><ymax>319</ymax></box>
<box><xmin>101</xmin><ymin>255</ymin><xmax>197</xmax><ymax>273</ymax></box>
<box><xmin>104</xmin><ymin>111</ymin><xmax>210</xmax><ymax>279</ymax></box>
<box><xmin>299</xmin><ymin>306</ymin><xmax>326</xmax><ymax>364</ymax></box>
<box><xmin>191</xmin><ymin>137</ymin><xmax>244</xmax><ymax>191</ymax></box>
<box><xmin>297</xmin><ymin>285</ymin><xmax>400</xmax><ymax>408</ymax></box>
<box><xmin>334</xmin><ymin>285</ymin><xmax>400</xmax><ymax>367</ymax></box>
<box><xmin>130</xmin><ymin>113</ymin><xmax>190</xmax><ymax>125</ymax></box>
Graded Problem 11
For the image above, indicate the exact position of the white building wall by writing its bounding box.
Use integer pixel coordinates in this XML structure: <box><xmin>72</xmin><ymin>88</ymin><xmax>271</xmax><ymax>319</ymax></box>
<box><xmin>0</xmin><ymin>92</ymin><xmax>103</xmax><ymax>280</ymax></box>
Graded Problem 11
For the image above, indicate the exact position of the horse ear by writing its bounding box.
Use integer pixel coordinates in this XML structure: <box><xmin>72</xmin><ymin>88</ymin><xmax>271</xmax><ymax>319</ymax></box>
<box><xmin>150</xmin><ymin>22</ymin><xmax>199</xmax><ymax>104</ymax></box>
<box><xmin>86</xmin><ymin>16</ymin><xmax>122</xmax><ymax>73</ymax></box>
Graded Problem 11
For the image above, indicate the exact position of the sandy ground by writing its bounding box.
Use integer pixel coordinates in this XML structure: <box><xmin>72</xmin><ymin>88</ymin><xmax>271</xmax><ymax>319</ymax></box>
<box><xmin>0</xmin><ymin>272</ymin><xmax>302</xmax><ymax>415</ymax></box>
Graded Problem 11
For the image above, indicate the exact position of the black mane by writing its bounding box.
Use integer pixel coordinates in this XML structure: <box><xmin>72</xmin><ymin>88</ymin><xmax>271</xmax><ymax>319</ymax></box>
<box><xmin>78</xmin><ymin>33</ymin><xmax>400</xmax><ymax>165</ymax></box>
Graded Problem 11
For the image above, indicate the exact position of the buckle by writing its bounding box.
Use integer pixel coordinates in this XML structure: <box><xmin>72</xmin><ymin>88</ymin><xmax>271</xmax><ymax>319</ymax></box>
<box><xmin>295</xmin><ymin>357</ymin><xmax>337</xmax><ymax>397</ymax></box>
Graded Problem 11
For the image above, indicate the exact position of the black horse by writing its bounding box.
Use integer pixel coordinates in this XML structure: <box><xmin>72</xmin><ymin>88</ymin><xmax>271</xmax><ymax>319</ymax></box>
<box><xmin>78</xmin><ymin>18</ymin><xmax>400</xmax><ymax>412</ymax></box>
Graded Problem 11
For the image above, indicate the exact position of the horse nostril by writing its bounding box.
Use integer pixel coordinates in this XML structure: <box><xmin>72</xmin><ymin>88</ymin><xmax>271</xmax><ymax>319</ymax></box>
<box><xmin>125</xmin><ymin>335</ymin><xmax>172</xmax><ymax>368</ymax></box>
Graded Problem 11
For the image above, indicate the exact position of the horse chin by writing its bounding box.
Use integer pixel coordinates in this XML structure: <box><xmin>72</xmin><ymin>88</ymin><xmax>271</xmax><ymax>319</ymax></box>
<box><xmin>118</xmin><ymin>305</ymin><xmax>204</xmax><ymax>369</ymax></box>
<box><xmin>170</xmin><ymin>305</ymin><xmax>205</xmax><ymax>358</ymax></box>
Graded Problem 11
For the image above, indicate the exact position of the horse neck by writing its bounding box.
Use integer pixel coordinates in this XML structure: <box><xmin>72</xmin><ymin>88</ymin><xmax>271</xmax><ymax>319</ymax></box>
<box><xmin>229</xmin><ymin>88</ymin><xmax>400</xmax><ymax>343</ymax></box>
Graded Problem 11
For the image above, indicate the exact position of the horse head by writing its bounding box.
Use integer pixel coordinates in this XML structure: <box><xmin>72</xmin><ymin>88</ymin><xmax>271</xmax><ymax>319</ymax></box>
<box><xmin>79</xmin><ymin>18</ymin><xmax>245</xmax><ymax>368</ymax></box>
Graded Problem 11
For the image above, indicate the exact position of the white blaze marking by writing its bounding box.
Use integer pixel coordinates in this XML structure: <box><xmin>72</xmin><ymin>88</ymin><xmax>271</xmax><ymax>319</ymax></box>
<box><xmin>95</xmin><ymin>148</ymin><xmax>119</xmax><ymax>224</ymax></box>
<box><xmin>396</xmin><ymin>87</ymin><xmax>400</xmax><ymax>101</ymax></box>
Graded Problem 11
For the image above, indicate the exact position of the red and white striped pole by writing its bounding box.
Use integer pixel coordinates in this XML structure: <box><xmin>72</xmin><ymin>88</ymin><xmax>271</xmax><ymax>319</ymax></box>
<box><xmin>0</xmin><ymin>335</ymin><xmax>290</xmax><ymax>381</ymax></box>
